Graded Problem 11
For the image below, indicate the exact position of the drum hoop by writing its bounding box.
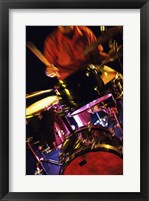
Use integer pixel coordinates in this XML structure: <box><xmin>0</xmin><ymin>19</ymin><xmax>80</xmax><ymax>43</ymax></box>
<box><xmin>26</xmin><ymin>113</ymin><xmax>41</xmax><ymax>122</ymax></box>
<box><xmin>74</xmin><ymin>125</ymin><xmax>109</xmax><ymax>134</ymax></box>
<box><xmin>26</xmin><ymin>110</ymin><xmax>46</xmax><ymax>120</ymax></box>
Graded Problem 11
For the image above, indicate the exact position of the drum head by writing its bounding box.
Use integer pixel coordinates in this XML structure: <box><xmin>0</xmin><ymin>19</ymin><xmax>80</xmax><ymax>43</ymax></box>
<box><xmin>62</xmin><ymin>150</ymin><xmax>123</xmax><ymax>175</ymax></box>
<box><xmin>26</xmin><ymin>96</ymin><xmax>58</xmax><ymax>116</ymax></box>
<box><xmin>59</xmin><ymin>125</ymin><xmax>123</xmax><ymax>175</ymax></box>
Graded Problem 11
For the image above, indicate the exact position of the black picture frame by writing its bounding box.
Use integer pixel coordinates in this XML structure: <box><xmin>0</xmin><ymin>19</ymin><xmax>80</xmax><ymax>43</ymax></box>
<box><xmin>0</xmin><ymin>0</ymin><xmax>149</xmax><ymax>200</ymax></box>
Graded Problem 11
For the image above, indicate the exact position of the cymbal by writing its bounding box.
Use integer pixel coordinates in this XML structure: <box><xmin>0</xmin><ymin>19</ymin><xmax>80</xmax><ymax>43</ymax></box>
<box><xmin>100</xmin><ymin>65</ymin><xmax>117</xmax><ymax>85</ymax></box>
<box><xmin>99</xmin><ymin>65</ymin><xmax>116</xmax><ymax>73</ymax></box>
<box><xmin>71</xmin><ymin>93</ymin><xmax>113</xmax><ymax>116</ymax></box>
<box><xmin>94</xmin><ymin>65</ymin><xmax>117</xmax><ymax>85</ymax></box>
<box><xmin>26</xmin><ymin>96</ymin><xmax>59</xmax><ymax>117</ymax></box>
<box><xmin>26</xmin><ymin>89</ymin><xmax>53</xmax><ymax>99</ymax></box>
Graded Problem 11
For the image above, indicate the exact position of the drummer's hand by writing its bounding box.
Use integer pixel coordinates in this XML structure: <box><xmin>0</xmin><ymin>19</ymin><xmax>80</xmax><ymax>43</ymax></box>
<box><xmin>100</xmin><ymin>51</ymin><xmax>115</xmax><ymax>62</ymax></box>
<box><xmin>45</xmin><ymin>65</ymin><xmax>60</xmax><ymax>78</ymax></box>
<box><xmin>107</xmin><ymin>49</ymin><xmax>119</xmax><ymax>62</ymax></box>
<box><xmin>108</xmin><ymin>56</ymin><xmax>115</xmax><ymax>62</ymax></box>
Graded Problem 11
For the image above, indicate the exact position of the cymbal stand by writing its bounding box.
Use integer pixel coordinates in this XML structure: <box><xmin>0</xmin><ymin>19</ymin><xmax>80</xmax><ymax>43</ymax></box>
<box><xmin>109</xmin><ymin>40</ymin><xmax>123</xmax><ymax>70</ymax></box>
<box><xmin>98</xmin><ymin>94</ymin><xmax>123</xmax><ymax>134</ymax></box>
<box><xmin>40</xmin><ymin>159</ymin><xmax>63</xmax><ymax>166</ymax></box>
<box><xmin>27</xmin><ymin>139</ymin><xmax>48</xmax><ymax>175</ymax></box>
<box><xmin>95</xmin><ymin>112</ymin><xmax>101</xmax><ymax>125</ymax></box>
<box><xmin>107</xmin><ymin>106</ymin><xmax>123</xmax><ymax>134</ymax></box>
<box><xmin>114</xmin><ymin>44</ymin><xmax>123</xmax><ymax>70</ymax></box>
<box><xmin>54</xmin><ymin>87</ymin><xmax>78</xmax><ymax>138</ymax></box>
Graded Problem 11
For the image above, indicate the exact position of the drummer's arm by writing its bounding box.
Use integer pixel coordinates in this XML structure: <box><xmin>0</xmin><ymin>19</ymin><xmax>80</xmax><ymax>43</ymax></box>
<box><xmin>98</xmin><ymin>51</ymin><xmax>111</xmax><ymax>61</ymax></box>
<box><xmin>44</xmin><ymin>39</ymin><xmax>59</xmax><ymax>78</ymax></box>
<box><xmin>90</xmin><ymin>44</ymin><xmax>111</xmax><ymax>64</ymax></box>
<box><xmin>98</xmin><ymin>45</ymin><xmax>114</xmax><ymax>62</ymax></box>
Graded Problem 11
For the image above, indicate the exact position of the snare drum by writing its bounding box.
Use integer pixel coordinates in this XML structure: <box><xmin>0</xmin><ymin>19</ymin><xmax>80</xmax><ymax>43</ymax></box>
<box><xmin>55</xmin><ymin>66</ymin><xmax>104</xmax><ymax>111</ymax></box>
<box><xmin>59</xmin><ymin>126</ymin><xmax>122</xmax><ymax>175</ymax></box>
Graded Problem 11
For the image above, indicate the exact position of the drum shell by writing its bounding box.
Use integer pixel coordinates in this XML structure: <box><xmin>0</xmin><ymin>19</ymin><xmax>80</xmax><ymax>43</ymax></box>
<box><xmin>26</xmin><ymin>109</ymin><xmax>69</xmax><ymax>147</ymax></box>
<box><xmin>26</xmin><ymin>110</ymin><xmax>56</xmax><ymax>146</ymax></box>
<box><xmin>55</xmin><ymin>66</ymin><xmax>104</xmax><ymax>110</ymax></box>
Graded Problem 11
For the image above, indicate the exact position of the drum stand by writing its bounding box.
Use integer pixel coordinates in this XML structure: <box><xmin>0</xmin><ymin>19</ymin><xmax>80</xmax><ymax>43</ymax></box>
<box><xmin>27</xmin><ymin>139</ymin><xmax>48</xmax><ymax>175</ymax></box>
<box><xmin>94</xmin><ymin>112</ymin><xmax>109</xmax><ymax>127</ymax></box>
<box><xmin>60</xmin><ymin>115</ymin><xmax>75</xmax><ymax>134</ymax></box>
<box><xmin>27</xmin><ymin>138</ymin><xmax>63</xmax><ymax>175</ymax></box>
<box><xmin>93</xmin><ymin>95</ymin><xmax>123</xmax><ymax>136</ymax></box>
<box><xmin>108</xmin><ymin>107</ymin><xmax>123</xmax><ymax>134</ymax></box>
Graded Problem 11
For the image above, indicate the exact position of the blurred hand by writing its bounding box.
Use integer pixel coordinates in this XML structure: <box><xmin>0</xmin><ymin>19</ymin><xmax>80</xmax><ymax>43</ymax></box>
<box><xmin>45</xmin><ymin>65</ymin><xmax>60</xmax><ymax>78</ymax></box>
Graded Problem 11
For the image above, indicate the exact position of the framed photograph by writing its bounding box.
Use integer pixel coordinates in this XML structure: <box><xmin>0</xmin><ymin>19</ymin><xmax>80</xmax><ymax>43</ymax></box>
<box><xmin>0</xmin><ymin>0</ymin><xmax>148</xmax><ymax>200</ymax></box>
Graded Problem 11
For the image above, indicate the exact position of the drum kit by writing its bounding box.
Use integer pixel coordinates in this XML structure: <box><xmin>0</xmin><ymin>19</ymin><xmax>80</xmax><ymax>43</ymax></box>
<box><xmin>26</xmin><ymin>26</ymin><xmax>123</xmax><ymax>175</ymax></box>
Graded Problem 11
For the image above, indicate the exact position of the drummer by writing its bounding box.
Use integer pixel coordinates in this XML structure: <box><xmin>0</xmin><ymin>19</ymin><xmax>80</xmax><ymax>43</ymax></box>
<box><xmin>44</xmin><ymin>26</ymin><xmax>111</xmax><ymax>80</ymax></box>
<box><xmin>43</xmin><ymin>26</ymin><xmax>121</xmax><ymax>131</ymax></box>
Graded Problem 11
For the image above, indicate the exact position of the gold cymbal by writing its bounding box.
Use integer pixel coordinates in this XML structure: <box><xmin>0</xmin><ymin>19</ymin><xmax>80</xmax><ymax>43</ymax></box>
<box><xmin>100</xmin><ymin>65</ymin><xmax>117</xmax><ymax>85</ymax></box>
<box><xmin>101</xmin><ymin>65</ymin><xmax>116</xmax><ymax>73</ymax></box>
<box><xmin>26</xmin><ymin>89</ymin><xmax>53</xmax><ymax>99</ymax></box>
<box><xmin>26</xmin><ymin>96</ymin><xmax>59</xmax><ymax>117</ymax></box>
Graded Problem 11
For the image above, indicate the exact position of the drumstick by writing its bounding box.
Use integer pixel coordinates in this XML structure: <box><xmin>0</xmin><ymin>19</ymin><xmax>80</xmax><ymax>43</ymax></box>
<box><xmin>26</xmin><ymin>41</ymin><xmax>60</xmax><ymax>77</ymax></box>
<box><xmin>26</xmin><ymin>41</ymin><xmax>51</xmax><ymax>66</ymax></box>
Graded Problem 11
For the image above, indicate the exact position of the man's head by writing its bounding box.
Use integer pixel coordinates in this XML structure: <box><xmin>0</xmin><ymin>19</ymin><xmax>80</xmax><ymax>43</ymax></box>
<box><xmin>58</xmin><ymin>26</ymin><xmax>74</xmax><ymax>34</ymax></box>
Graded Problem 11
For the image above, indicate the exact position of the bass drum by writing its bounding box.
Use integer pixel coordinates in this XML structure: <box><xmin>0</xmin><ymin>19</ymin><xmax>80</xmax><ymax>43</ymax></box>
<box><xmin>59</xmin><ymin>126</ymin><xmax>123</xmax><ymax>175</ymax></box>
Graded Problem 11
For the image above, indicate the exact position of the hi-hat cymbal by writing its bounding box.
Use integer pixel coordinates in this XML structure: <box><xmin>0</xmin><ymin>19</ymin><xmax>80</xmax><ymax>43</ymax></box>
<box><xmin>26</xmin><ymin>96</ymin><xmax>59</xmax><ymax>117</ymax></box>
<box><xmin>26</xmin><ymin>89</ymin><xmax>54</xmax><ymax>99</ymax></box>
